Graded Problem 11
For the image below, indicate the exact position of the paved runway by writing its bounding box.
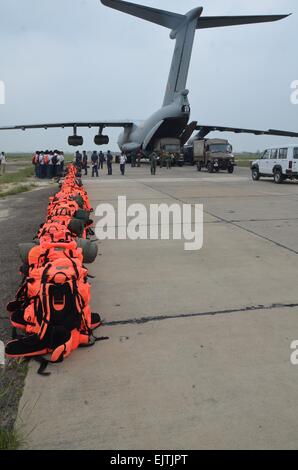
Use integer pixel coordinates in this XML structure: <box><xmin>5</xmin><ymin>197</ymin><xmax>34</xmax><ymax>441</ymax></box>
<box><xmin>18</xmin><ymin>165</ymin><xmax>298</xmax><ymax>450</ymax></box>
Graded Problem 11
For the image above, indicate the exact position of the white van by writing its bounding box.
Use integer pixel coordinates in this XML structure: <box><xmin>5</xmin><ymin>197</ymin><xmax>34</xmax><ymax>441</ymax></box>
<box><xmin>251</xmin><ymin>145</ymin><xmax>298</xmax><ymax>184</ymax></box>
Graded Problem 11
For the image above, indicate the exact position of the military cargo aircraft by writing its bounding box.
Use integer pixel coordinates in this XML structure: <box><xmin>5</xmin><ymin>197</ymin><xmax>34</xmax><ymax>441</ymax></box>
<box><xmin>1</xmin><ymin>0</ymin><xmax>297</xmax><ymax>151</ymax></box>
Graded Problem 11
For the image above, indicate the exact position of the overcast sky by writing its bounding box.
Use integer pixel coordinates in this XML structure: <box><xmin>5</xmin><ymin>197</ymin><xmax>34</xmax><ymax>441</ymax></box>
<box><xmin>0</xmin><ymin>0</ymin><xmax>297</xmax><ymax>152</ymax></box>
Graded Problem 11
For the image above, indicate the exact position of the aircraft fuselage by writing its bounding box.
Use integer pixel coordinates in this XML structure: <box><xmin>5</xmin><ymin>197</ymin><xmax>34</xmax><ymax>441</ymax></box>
<box><xmin>118</xmin><ymin>90</ymin><xmax>191</xmax><ymax>153</ymax></box>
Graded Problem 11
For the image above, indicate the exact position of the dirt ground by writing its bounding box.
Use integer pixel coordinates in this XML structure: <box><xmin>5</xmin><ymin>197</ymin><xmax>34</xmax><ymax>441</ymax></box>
<box><xmin>0</xmin><ymin>186</ymin><xmax>55</xmax><ymax>432</ymax></box>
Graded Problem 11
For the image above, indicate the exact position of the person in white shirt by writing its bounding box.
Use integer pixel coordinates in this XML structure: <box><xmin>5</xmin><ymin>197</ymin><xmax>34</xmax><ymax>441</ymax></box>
<box><xmin>119</xmin><ymin>153</ymin><xmax>127</xmax><ymax>176</ymax></box>
<box><xmin>56</xmin><ymin>153</ymin><xmax>62</xmax><ymax>178</ymax></box>
<box><xmin>0</xmin><ymin>152</ymin><xmax>6</xmax><ymax>175</ymax></box>
<box><xmin>47</xmin><ymin>152</ymin><xmax>53</xmax><ymax>179</ymax></box>
<box><xmin>39</xmin><ymin>152</ymin><xmax>46</xmax><ymax>179</ymax></box>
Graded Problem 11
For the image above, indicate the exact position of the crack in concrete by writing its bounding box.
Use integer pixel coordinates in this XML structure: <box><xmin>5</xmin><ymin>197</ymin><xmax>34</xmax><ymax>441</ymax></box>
<box><xmin>104</xmin><ymin>302</ymin><xmax>298</xmax><ymax>327</ymax></box>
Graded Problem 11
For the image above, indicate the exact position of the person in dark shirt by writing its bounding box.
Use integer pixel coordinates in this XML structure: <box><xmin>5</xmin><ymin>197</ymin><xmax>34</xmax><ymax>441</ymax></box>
<box><xmin>106</xmin><ymin>151</ymin><xmax>113</xmax><ymax>176</ymax></box>
<box><xmin>91</xmin><ymin>151</ymin><xmax>99</xmax><ymax>177</ymax></box>
<box><xmin>82</xmin><ymin>151</ymin><xmax>88</xmax><ymax>176</ymax></box>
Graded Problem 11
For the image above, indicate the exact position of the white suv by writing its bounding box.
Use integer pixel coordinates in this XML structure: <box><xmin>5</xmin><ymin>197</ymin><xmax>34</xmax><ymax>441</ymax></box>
<box><xmin>251</xmin><ymin>145</ymin><xmax>298</xmax><ymax>184</ymax></box>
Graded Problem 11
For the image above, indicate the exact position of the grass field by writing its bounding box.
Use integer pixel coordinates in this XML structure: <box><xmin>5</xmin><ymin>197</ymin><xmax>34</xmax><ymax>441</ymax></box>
<box><xmin>0</xmin><ymin>164</ymin><xmax>37</xmax><ymax>198</ymax></box>
<box><xmin>235</xmin><ymin>153</ymin><xmax>258</xmax><ymax>168</ymax></box>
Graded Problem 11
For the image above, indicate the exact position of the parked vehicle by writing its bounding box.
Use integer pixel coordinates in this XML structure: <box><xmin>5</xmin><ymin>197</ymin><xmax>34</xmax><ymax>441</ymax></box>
<box><xmin>154</xmin><ymin>138</ymin><xmax>184</xmax><ymax>166</ymax></box>
<box><xmin>251</xmin><ymin>145</ymin><xmax>298</xmax><ymax>184</ymax></box>
<box><xmin>184</xmin><ymin>138</ymin><xmax>235</xmax><ymax>173</ymax></box>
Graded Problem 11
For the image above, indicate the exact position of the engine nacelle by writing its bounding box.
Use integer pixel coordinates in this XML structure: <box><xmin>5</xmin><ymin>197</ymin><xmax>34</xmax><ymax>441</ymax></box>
<box><xmin>68</xmin><ymin>135</ymin><xmax>84</xmax><ymax>147</ymax></box>
<box><xmin>94</xmin><ymin>135</ymin><xmax>109</xmax><ymax>146</ymax></box>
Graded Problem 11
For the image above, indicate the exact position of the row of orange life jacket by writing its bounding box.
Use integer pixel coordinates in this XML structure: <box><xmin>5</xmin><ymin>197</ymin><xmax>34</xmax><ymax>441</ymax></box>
<box><xmin>5</xmin><ymin>165</ymin><xmax>106</xmax><ymax>375</ymax></box>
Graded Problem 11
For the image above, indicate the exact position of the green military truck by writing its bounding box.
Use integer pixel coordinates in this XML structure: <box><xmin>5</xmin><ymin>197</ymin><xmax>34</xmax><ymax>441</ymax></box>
<box><xmin>185</xmin><ymin>138</ymin><xmax>236</xmax><ymax>173</ymax></box>
<box><xmin>154</xmin><ymin>138</ymin><xmax>185</xmax><ymax>167</ymax></box>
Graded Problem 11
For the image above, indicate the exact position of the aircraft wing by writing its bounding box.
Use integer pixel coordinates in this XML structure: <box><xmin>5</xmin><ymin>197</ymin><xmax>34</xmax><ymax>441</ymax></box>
<box><xmin>0</xmin><ymin>121</ymin><xmax>134</xmax><ymax>131</ymax></box>
<box><xmin>194</xmin><ymin>125</ymin><xmax>298</xmax><ymax>140</ymax></box>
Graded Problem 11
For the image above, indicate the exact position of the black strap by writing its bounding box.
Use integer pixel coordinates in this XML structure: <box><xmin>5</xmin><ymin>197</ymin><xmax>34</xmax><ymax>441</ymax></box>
<box><xmin>34</xmin><ymin>357</ymin><xmax>51</xmax><ymax>377</ymax></box>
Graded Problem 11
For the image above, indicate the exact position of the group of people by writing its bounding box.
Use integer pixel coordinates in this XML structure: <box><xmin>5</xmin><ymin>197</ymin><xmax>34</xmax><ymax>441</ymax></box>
<box><xmin>150</xmin><ymin>151</ymin><xmax>174</xmax><ymax>175</ymax></box>
<box><xmin>31</xmin><ymin>148</ymin><xmax>174</xmax><ymax>180</ymax></box>
<box><xmin>32</xmin><ymin>150</ymin><xmax>65</xmax><ymax>179</ymax></box>
<box><xmin>0</xmin><ymin>152</ymin><xmax>6</xmax><ymax>175</ymax></box>
<box><xmin>74</xmin><ymin>150</ymin><xmax>114</xmax><ymax>177</ymax></box>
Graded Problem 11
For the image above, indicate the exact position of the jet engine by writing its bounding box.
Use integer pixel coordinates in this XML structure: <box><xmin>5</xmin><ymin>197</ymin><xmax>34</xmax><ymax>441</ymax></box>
<box><xmin>94</xmin><ymin>134</ymin><xmax>109</xmax><ymax>146</ymax></box>
<box><xmin>68</xmin><ymin>135</ymin><xmax>84</xmax><ymax>146</ymax></box>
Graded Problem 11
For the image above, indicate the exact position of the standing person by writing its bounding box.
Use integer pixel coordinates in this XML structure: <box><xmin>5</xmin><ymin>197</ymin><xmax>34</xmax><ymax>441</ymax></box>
<box><xmin>39</xmin><ymin>152</ymin><xmax>46</xmax><ymax>179</ymax></box>
<box><xmin>0</xmin><ymin>152</ymin><xmax>6</xmax><ymax>176</ymax></box>
<box><xmin>82</xmin><ymin>151</ymin><xmax>88</xmax><ymax>176</ymax></box>
<box><xmin>52</xmin><ymin>151</ymin><xmax>58</xmax><ymax>178</ymax></box>
<box><xmin>166</xmin><ymin>153</ymin><xmax>172</xmax><ymax>170</ymax></box>
<box><xmin>106</xmin><ymin>150</ymin><xmax>113</xmax><ymax>176</ymax></box>
<box><xmin>137</xmin><ymin>150</ymin><xmax>142</xmax><ymax>168</ymax></box>
<box><xmin>75</xmin><ymin>151</ymin><xmax>83</xmax><ymax>172</ymax></box>
<box><xmin>150</xmin><ymin>151</ymin><xmax>158</xmax><ymax>176</ymax></box>
<box><xmin>131</xmin><ymin>152</ymin><xmax>137</xmax><ymax>168</ymax></box>
<box><xmin>91</xmin><ymin>151</ymin><xmax>99</xmax><ymax>178</ymax></box>
<box><xmin>60</xmin><ymin>152</ymin><xmax>65</xmax><ymax>175</ymax></box>
<box><xmin>99</xmin><ymin>151</ymin><xmax>105</xmax><ymax>170</ymax></box>
<box><xmin>119</xmin><ymin>152</ymin><xmax>127</xmax><ymax>176</ymax></box>
<box><xmin>56</xmin><ymin>152</ymin><xmax>62</xmax><ymax>178</ymax></box>
<box><xmin>32</xmin><ymin>151</ymin><xmax>40</xmax><ymax>178</ymax></box>
<box><xmin>47</xmin><ymin>151</ymin><xmax>53</xmax><ymax>179</ymax></box>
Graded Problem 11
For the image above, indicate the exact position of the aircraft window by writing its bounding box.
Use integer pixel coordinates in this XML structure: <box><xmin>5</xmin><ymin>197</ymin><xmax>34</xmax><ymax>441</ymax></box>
<box><xmin>279</xmin><ymin>148</ymin><xmax>288</xmax><ymax>160</ymax></box>
<box><xmin>270</xmin><ymin>149</ymin><xmax>278</xmax><ymax>159</ymax></box>
<box><xmin>293</xmin><ymin>148</ymin><xmax>298</xmax><ymax>159</ymax></box>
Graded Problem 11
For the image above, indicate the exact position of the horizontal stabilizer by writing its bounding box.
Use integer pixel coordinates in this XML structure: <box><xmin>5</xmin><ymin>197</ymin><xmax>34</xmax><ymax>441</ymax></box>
<box><xmin>197</xmin><ymin>14</ymin><xmax>291</xmax><ymax>29</ymax></box>
<box><xmin>101</xmin><ymin>0</ymin><xmax>183</xmax><ymax>29</ymax></box>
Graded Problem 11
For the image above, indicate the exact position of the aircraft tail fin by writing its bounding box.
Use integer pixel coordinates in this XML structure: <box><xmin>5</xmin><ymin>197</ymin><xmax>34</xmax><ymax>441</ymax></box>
<box><xmin>100</xmin><ymin>0</ymin><xmax>184</xmax><ymax>30</ymax></box>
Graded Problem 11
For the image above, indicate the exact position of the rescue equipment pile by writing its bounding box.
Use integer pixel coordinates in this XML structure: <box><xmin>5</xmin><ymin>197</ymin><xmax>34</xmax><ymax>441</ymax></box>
<box><xmin>5</xmin><ymin>165</ymin><xmax>104</xmax><ymax>374</ymax></box>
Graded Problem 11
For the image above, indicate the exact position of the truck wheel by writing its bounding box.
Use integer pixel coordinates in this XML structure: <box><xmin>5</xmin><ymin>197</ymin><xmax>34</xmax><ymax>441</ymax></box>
<box><xmin>252</xmin><ymin>168</ymin><xmax>260</xmax><ymax>181</ymax></box>
<box><xmin>228</xmin><ymin>166</ymin><xmax>234</xmax><ymax>174</ymax></box>
<box><xmin>207</xmin><ymin>162</ymin><xmax>214</xmax><ymax>173</ymax></box>
<box><xmin>274</xmin><ymin>170</ymin><xmax>284</xmax><ymax>184</ymax></box>
<box><xmin>197</xmin><ymin>163</ymin><xmax>202</xmax><ymax>172</ymax></box>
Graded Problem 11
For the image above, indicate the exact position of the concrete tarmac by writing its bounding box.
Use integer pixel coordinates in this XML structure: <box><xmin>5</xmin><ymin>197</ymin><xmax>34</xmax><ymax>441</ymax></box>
<box><xmin>17</xmin><ymin>165</ymin><xmax>298</xmax><ymax>450</ymax></box>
